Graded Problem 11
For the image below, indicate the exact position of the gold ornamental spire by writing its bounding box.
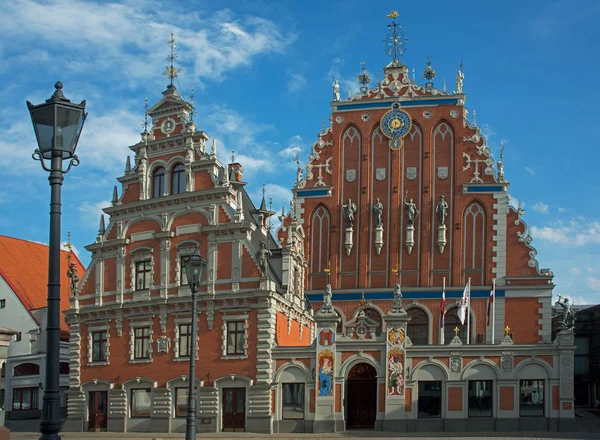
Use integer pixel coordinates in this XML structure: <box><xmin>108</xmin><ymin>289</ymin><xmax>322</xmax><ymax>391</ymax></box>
<box><xmin>384</xmin><ymin>11</ymin><xmax>408</xmax><ymax>64</ymax></box>
<box><xmin>163</xmin><ymin>32</ymin><xmax>182</xmax><ymax>87</ymax></box>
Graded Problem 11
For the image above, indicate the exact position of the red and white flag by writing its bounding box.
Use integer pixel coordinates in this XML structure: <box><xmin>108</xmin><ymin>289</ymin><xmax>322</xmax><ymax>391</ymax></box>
<box><xmin>440</xmin><ymin>277</ymin><xmax>446</xmax><ymax>327</ymax></box>
<box><xmin>487</xmin><ymin>278</ymin><xmax>496</xmax><ymax>326</ymax></box>
<box><xmin>457</xmin><ymin>280</ymin><xmax>470</xmax><ymax>325</ymax></box>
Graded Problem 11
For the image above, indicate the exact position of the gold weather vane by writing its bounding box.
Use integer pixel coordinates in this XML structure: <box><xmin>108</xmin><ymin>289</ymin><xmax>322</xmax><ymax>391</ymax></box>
<box><xmin>65</xmin><ymin>230</ymin><xmax>73</xmax><ymax>266</ymax></box>
<box><xmin>384</xmin><ymin>11</ymin><xmax>408</xmax><ymax>63</ymax></box>
<box><xmin>163</xmin><ymin>32</ymin><xmax>182</xmax><ymax>86</ymax></box>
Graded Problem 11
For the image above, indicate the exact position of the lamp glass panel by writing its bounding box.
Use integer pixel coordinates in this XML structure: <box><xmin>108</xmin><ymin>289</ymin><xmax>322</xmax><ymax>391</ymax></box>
<box><xmin>31</xmin><ymin>105</ymin><xmax>55</xmax><ymax>157</ymax></box>
<box><xmin>56</xmin><ymin>105</ymin><xmax>84</xmax><ymax>156</ymax></box>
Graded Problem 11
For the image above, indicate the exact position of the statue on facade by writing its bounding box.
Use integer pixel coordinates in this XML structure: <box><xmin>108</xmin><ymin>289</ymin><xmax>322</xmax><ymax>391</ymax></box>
<box><xmin>373</xmin><ymin>198</ymin><xmax>384</xmax><ymax>227</ymax></box>
<box><xmin>555</xmin><ymin>296</ymin><xmax>576</xmax><ymax>330</ymax></box>
<box><xmin>435</xmin><ymin>195</ymin><xmax>448</xmax><ymax>226</ymax></box>
<box><xmin>404</xmin><ymin>196</ymin><xmax>419</xmax><ymax>226</ymax></box>
<box><xmin>342</xmin><ymin>198</ymin><xmax>358</xmax><ymax>228</ymax></box>
<box><xmin>332</xmin><ymin>78</ymin><xmax>341</xmax><ymax>101</ymax></box>
<box><xmin>322</xmin><ymin>284</ymin><xmax>333</xmax><ymax>312</ymax></box>
<box><xmin>391</xmin><ymin>283</ymin><xmax>403</xmax><ymax>312</ymax></box>
<box><xmin>257</xmin><ymin>242</ymin><xmax>272</xmax><ymax>276</ymax></box>
<box><xmin>456</xmin><ymin>65</ymin><xmax>464</xmax><ymax>94</ymax></box>
<box><xmin>66</xmin><ymin>262</ymin><xmax>80</xmax><ymax>298</ymax></box>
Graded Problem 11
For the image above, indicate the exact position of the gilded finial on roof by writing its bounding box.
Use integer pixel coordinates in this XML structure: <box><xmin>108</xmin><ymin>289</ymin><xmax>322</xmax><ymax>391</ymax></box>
<box><xmin>142</xmin><ymin>98</ymin><xmax>149</xmax><ymax>133</ymax></box>
<box><xmin>357</xmin><ymin>61</ymin><xmax>371</xmax><ymax>93</ymax></box>
<box><xmin>163</xmin><ymin>32</ymin><xmax>182</xmax><ymax>87</ymax></box>
<box><xmin>384</xmin><ymin>11</ymin><xmax>408</xmax><ymax>64</ymax></box>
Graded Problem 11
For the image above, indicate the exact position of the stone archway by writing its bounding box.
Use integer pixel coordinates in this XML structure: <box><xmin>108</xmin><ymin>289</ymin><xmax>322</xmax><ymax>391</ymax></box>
<box><xmin>345</xmin><ymin>363</ymin><xmax>377</xmax><ymax>429</ymax></box>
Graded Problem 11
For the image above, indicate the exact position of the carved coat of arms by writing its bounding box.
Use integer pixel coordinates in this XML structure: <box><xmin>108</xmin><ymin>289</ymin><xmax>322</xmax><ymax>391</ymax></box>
<box><xmin>346</xmin><ymin>169</ymin><xmax>356</xmax><ymax>182</ymax></box>
<box><xmin>406</xmin><ymin>167</ymin><xmax>417</xmax><ymax>180</ymax></box>
<box><xmin>438</xmin><ymin>166</ymin><xmax>449</xmax><ymax>180</ymax></box>
<box><xmin>156</xmin><ymin>336</ymin><xmax>170</xmax><ymax>354</ymax></box>
<box><xmin>376</xmin><ymin>168</ymin><xmax>386</xmax><ymax>181</ymax></box>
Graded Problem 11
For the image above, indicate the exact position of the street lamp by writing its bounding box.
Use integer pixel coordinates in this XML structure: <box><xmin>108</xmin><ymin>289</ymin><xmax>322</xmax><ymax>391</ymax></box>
<box><xmin>27</xmin><ymin>81</ymin><xmax>86</xmax><ymax>440</ymax></box>
<box><xmin>182</xmin><ymin>248</ymin><xmax>207</xmax><ymax>440</ymax></box>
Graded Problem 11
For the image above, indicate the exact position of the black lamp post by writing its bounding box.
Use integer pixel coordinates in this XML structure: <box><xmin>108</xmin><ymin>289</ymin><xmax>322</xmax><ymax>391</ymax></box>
<box><xmin>182</xmin><ymin>248</ymin><xmax>207</xmax><ymax>440</ymax></box>
<box><xmin>27</xmin><ymin>82</ymin><xmax>86</xmax><ymax>440</ymax></box>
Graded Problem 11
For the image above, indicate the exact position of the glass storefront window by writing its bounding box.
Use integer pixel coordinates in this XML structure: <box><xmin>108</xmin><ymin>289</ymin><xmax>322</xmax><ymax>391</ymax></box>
<box><xmin>418</xmin><ymin>381</ymin><xmax>441</xmax><ymax>418</ymax></box>
<box><xmin>468</xmin><ymin>380</ymin><xmax>492</xmax><ymax>417</ymax></box>
<box><xmin>282</xmin><ymin>383</ymin><xmax>304</xmax><ymax>420</ymax></box>
<box><xmin>520</xmin><ymin>380</ymin><xmax>544</xmax><ymax>417</ymax></box>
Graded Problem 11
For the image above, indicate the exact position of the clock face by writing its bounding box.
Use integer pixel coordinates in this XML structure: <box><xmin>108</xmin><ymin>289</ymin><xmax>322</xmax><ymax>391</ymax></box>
<box><xmin>380</xmin><ymin>102</ymin><xmax>412</xmax><ymax>141</ymax></box>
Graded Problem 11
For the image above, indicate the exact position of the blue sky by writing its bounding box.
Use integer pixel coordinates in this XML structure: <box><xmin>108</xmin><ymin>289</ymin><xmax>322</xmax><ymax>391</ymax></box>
<box><xmin>1</xmin><ymin>0</ymin><xmax>599</xmax><ymax>305</ymax></box>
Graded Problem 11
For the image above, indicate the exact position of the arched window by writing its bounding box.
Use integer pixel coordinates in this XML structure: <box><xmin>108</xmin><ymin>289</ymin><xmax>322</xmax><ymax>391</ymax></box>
<box><xmin>171</xmin><ymin>163</ymin><xmax>185</xmax><ymax>195</ymax></box>
<box><xmin>407</xmin><ymin>308</ymin><xmax>428</xmax><ymax>345</ymax></box>
<box><xmin>463</xmin><ymin>202</ymin><xmax>486</xmax><ymax>284</ymax></box>
<box><xmin>444</xmin><ymin>307</ymin><xmax>469</xmax><ymax>343</ymax></box>
<box><xmin>309</xmin><ymin>205</ymin><xmax>330</xmax><ymax>289</ymax></box>
<box><xmin>153</xmin><ymin>167</ymin><xmax>165</xmax><ymax>198</ymax></box>
<box><xmin>59</xmin><ymin>362</ymin><xmax>70</xmax><ymax>375</ymax></box>
<box><xmin>13</xmin><ymin>363</ymin><xmax>40</xmax><ymax>377</ymax></box>
<box><xmin>363</xmin><ymin>308</ymin><xmax>382</xmax><ymax>335</ymax></box>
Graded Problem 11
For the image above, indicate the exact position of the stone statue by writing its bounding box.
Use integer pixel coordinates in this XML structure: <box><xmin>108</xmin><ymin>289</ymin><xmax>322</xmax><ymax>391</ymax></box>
<box><xmin>435</xmin><ymin>195</ymin><xmax>448</xmax><ymax>226</ymax></box>
<box><xmin>257</xmin><ymin>242</ymin><xmax>272</xmax><ymax>276</ymax></box>
<box><xmin>404</xmin><ymin>196</ymin><xmax>419</xmax><ymax>226</ymax></box>
<box><xmin>322</xmin><ymin>284</ymin><xmax>333</xmax><ymax>311</ymax></box>
<box><xmin>342</xmin><ymin>198</ymin><xmax>357</xmax><ymax>228</ymax></box>
<box><xmin>456</xmin><ymin>67</ymin><xmax>464</xmax><ymax>94</ymax></box>
<box><xmin>332</xmin><ymin>79</ymin><xmax>340</xmax><ymax>101</ymax></box>
<box><xmin>66</xmin><ymin>262</ymin><xmax>80</xmax><ymax>298</ymax></box>
<box><xmin>373</xmin><ymin>198</ymin><xmax>383</xmax><ymax>227</ymax></box>
<box><xmin>555</xmin><ymin>296</ymin><xmax>576</xmax><ymax>330</ymax></box>
<box><xmin>391</xmin><ymin>283</ymin><xmax>403</xmax><ymax>312</ymax></box>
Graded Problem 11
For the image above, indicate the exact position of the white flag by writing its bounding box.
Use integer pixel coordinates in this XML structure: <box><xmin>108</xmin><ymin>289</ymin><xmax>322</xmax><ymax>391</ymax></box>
<box><xmin>457</xmin><ymin>282</ymin><xmax>470</xmax><ymax>325</ymax></box>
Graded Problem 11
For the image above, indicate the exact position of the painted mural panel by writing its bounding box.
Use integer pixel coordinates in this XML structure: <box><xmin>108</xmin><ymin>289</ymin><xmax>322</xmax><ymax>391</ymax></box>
<box><xmin>317</xmin><ymin>328</ymin><xmax>336</xmax><ymax>397</ymax></box>
<box><xmin>386</xmin><ymin>327</ymin><xmax>406</xmax><ymax>396</ymax></box>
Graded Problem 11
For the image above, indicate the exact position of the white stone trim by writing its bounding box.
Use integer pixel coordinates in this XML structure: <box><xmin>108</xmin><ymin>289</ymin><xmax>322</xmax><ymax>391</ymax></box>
<box><xmin>87</xmin><ymin>323</ymin><xmax>111</xmax><ymax>367</ymax></box>
<box><xmin>131</xmin><ymin>231</ymin><xmax>155</xmax><ymax>243</ymax></box>
<box><xmin>537</xmin><ymin>296</ymin><xmax>552</xmax><ymax>343</ymax></box>
<box><xmin>129</xmin><ymin>320</ymin><xmax>154</xmax><ymax>364</ymax></box>
<box><xmin>491</xmin><ymin>192</ymin><xmax>508</xmax><ymax>283</ymax></box>
<box><xmin>221</xmin><ymin>314</ymin><xmax>249</xmax><ymax>359</ymax></box>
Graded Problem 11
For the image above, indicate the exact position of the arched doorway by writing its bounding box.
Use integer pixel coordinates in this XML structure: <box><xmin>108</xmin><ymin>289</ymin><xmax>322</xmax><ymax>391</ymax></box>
<box><xmin>345</xmin><ymin>363</ymin><xmax>377</xmax><ymax>429</ymax></box>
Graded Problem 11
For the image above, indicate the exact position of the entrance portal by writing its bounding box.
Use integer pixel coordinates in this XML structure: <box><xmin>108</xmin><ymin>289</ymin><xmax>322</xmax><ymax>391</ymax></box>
<box><xmin>345</xmin><ymin>363</ymin><xmax>377</xmax><ymax>429</ymax></box>
<box><xmin>222</xmin><ymin>388</ymin><xmax>246</xmax><ymax>432</ymax></box>
<box><xmin>88</xmin><ymin>391</ymin><xmax>107</xmax><ymax>432</ymax></box>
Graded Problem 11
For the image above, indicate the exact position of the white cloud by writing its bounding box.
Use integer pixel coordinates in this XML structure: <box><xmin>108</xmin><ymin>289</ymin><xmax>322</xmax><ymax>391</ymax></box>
<box><xmin>569</xmin><ymin>267</ymin><xmax>581</xmax><ymax>275</ymax></box>
<box><xmin>278</xmin><ymin>135</ymin><xmax>304</xmax><ymax>159</ymax></box>
<box><xmin>78</xmin><ymin>200</ymin><xmax>111</xmax><ymax>229</ymax></box>
<box><xmin>287</xmin><ymin>72</ymin><xmax>307</xmax><ymax>92</ymax></box>
<box><xmin>558</xmin><ymin>207</ymin><xmax>566</xmax><ymax>213</ymax></box>
<box><xmin>525</xmin><ymin>166</ymin><xmax>536</xmax><ymax>176</ymax></box>
<box><xmin>0</xmin><ymin>1</ymin><xmax>292</xmax><ymax>84</ymax></box>
<box><xmin>588</xmin><ymin>267</ymin><xmax>596</xmax><ymax>274</ymax></box>
<box><xmin>532</xmin><ymin>202</ymin><xmax>549</xmax><ymax>214</ymax></box>
<box><xmin>586</xmin><ymin>277</ymin><xmax>600</xmax><ymax>291</ymax></box>
<box><xmin>532</xmin><ymin>217</ymin><xmax>600</xmax><ymax>246</ymax></box>
<box><xmin>508</xmin><ymin>195</ymin><xmax>524</xmax><ymax>210</ymax></box>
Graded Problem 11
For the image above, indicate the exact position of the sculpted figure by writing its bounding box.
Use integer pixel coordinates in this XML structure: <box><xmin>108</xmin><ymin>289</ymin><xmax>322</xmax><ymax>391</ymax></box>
<box><xmin>456</xmin><ymin>67</ymin><xmax>464</xmax><ymax>94</ymax></box>
<box><xmin>373</xmin><ymin>198</ymin><xmax>384</xmax><ymax>227</ymax></box>
<box><xmin>392</xmin><ymin>283</ymin><xmax>403</xmax><ymax>311</ymax></box>
<box><xmin>435</xmin><ymin>195</ymin><xmax>449</xmax><ymax>225</ymax></box>
<box><xmin>342</xmin><ymin>198</ymin><xmax>357</xmax><ymax>228</ymax></box>
<box><xmin>555</xmin><ymin>296</ymin><xmax>576</xmax><ymax>330</ymax></box>
<box><xmin>66</xmin><ymin>262</ymin><xmax>80</xmax><ymax>298</ymax></box>
<box><xmin>323</xmin><ymin>284</ymin><xmax>333</xmax><ymax>311</ymax></box>
<box><xmin>332</xmin><ymin>79</ymin><xmax>341</xmax><ymax>101</ymax></box>
<box><xmin>404</xmin><ymin>196</ymin><xmax>419</xmax><ymax>226</ymax></box>
<box><xmin>257</xmin><ymin>242</ymin><xmax>272</xmax><ymax>276</ymax></box>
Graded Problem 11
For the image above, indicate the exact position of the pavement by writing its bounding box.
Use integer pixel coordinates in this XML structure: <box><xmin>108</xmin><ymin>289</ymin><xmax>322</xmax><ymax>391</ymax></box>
<box><xmin>6</xmin><ymin>432</ymin><xmax>600</xmax><ymax>440</ymax></box>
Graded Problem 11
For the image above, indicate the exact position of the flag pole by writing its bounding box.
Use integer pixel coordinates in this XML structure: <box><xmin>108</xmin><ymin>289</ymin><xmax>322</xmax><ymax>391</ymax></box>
<box><xmin>492</xmin><ymin>278</ymin><xmax>496</xmax><ymax>344</ymax></box>
<box><xmin>466</xmin><ymin>278</ymin><xmax>471</xmax><ymax>344</ymax></box>
<box><xmin>441</xmin><ymin>277</ymin><xmax>446</xmax><ymax>345</ymax></box>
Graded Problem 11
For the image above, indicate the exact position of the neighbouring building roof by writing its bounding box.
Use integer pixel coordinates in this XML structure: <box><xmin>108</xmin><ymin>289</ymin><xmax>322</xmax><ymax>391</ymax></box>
<box><xmin>0</xmin><ymin>235</ymin><xmax>86</xmax><ymax>335</ymax></box>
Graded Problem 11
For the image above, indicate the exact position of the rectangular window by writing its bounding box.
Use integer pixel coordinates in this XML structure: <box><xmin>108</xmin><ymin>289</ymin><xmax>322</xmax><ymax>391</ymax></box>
<box><xmin>520</xmin><ymin>380</ymin><xmax>544</xmax><ymax>417</ymax></box>
<box><xmin>282</xmin><ymin>383</ymin><xmax>304</xmax><ymax>420</ymax></box>
<box><xmin>468</xmin><ymin>380</ymin><xmax>493</xmax><ymax>417</ymax></box>
<box><xmin>135</xmin><ymin>260</ymin><xmax>152</xmax><ymax>291</ymax></box>
<box><xmin>575</xmin><ymin>336</ymin><xmax>590</xmax><ymax>375</ymax></box>
<box><xmin>174</xmin><ymin>388</ymin><xmax>188</xmax><ymax>418</ymax></box>
<box><xmin>14</xmin><ymin>332</ymin><xmax>22</xmax><ymax>342</ymax></box>
<box><xmin>0</xmin><ymin>299</ymin><xmax>5</xmax><ymax>308</ymax></box>
<box><xmin>12</xmin><ymin>387</ymin><xmax>39</xmax><ymax>411</ymax></box>
<box><xmin>226</xmin><ymin>321</ymin><xmax>245</xmax><ymax>356</ymax></box>
<box><xmin>180</xmin><ymin>256</ymin><xmax>189</xmax><ymax>286</ymax></box>
<box><xmin>178</xmin><ymin>324</ymin><xmax>192</xmax><ymax>357</ymax></box>
<box><xmin>417</xmin><ymin>381</ymin><xmax>442</xmax><ymax>418</ymax></box>
<box><xmin>134</xmin><ymin>327</ymin><xmax>151</xmax><ymax>359</ymax></box>
<box><xmin>92</xmin><ymin>331</ymin><xmax>108</xmax><ymax>362</ymax></box>
<box><xmin>130</xmin><ymin>388</ymin><xmax>152</xmax><ymax>418</ymax></box>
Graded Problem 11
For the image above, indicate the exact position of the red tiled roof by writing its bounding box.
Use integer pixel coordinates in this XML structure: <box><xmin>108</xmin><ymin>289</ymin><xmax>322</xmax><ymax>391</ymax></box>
<box><xmin>0</xmin><ymin>235</ymin><xmax>86</xmax><ymax>336</ymax></box>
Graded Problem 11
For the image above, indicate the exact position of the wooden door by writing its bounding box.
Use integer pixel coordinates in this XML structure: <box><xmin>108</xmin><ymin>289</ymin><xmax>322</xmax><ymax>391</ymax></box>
<box><xmin>222</xmin><ymin>388</ymin><xmax>246</xmax><ymax>432</ymax></box>
<box><xmin>346</xmin><ymin>363</ymin><xmax>377</xmax><ymax>429</ymax></box>
<box><xmin>88</xmin><ymin>391</ymin><xmax>107</xmax><ymax>432</ymax></box>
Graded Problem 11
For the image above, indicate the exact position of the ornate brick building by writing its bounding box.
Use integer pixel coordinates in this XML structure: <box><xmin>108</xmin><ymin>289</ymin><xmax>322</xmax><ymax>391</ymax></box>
<box><xmin>65</xmin><ymin>18</ymin><xmax>576</xmax><ymax>434</ymax></box>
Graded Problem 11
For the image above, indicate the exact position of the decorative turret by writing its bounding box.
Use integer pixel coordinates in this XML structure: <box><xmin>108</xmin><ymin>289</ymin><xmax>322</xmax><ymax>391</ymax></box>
<box><xmin>423</xmin><ymin>56</ymin><xmax>436</xmax><ymax>92</ymax></box>
<box><xmin>111</xmin><ymin>185</ymin><xmax>119</xmax><ymax>205</ymax></box>
<box><xmin>97</xmin><ymin>214</ymin><xmax>105</xmax><ymax>242</ymax></box>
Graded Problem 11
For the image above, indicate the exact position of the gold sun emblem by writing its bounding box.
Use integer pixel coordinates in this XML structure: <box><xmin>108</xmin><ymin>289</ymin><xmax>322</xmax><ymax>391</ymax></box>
<box><xmin>391</xmin><ymin>118</ymin><xmax>403</xmax><ymax>129</ymax></box>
